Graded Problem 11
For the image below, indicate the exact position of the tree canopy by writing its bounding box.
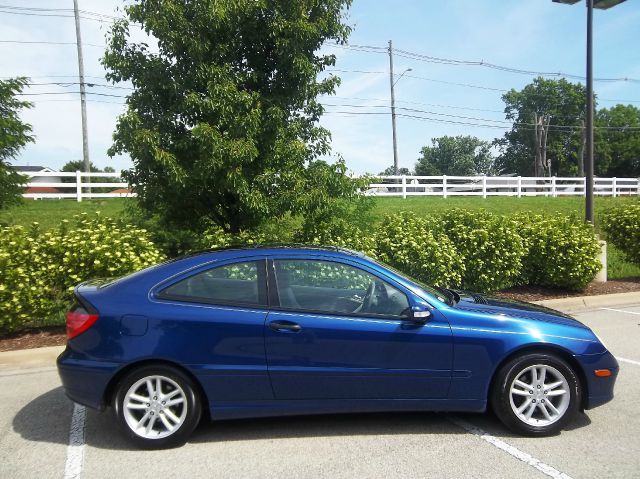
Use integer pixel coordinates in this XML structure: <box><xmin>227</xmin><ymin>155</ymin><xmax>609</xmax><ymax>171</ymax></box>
<box><xmin>595</xmin><ymin>104</ymin><xmax>640</xmax><ymax>177</ymax></box>
<box><xmin>494</xmin><ymin>77</ymin><xmax>587</xmax><ymax>177</ymax></box>
<box><xmin>103</xmin><ymin>0</ymin><xmax>357</xmax><ymax>233</ymax></box>
<box><xmin>414</xmin><ymin>135</ymin><xmax>495</xmax><ymax>176</ymax></box>
<box><xmin>0</xmin><ymin>77</ymin><xmax>33</xmax><ymax>209</ymax></box>
<box><xmin>378</xmin><ymin>165</ymin><xmax>412</xmax><ymax>176</ymax></box>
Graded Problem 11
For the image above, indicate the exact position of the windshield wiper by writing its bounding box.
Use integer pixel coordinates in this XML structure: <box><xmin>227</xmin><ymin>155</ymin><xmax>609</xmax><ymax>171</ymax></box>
<box><xmin>434</xmin><ymin>286</ymin><xmax>457</xmax><ymax>306</ymax></box>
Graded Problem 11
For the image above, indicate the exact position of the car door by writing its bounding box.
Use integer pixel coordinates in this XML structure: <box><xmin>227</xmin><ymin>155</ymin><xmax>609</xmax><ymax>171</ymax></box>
<box><xmin>264</xmin><ymin>257</ymin><xmax>453</xmax><ymax>400</ymax></box>
<box><xmin>154</xmin><ymin>258</ymin><xmax>273</xmax><ymax>402</ymax></box>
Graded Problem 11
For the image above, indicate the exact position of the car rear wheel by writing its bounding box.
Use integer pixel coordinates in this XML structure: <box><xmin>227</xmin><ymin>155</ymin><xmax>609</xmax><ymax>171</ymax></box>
<box><xmin>491</xmin><ymin>353</ymin><xmax>581</xmax><ymax>436</ymax></box>
<box><xmin>114</xmin><ymin>365</ymin><xmax>202</xmax><ymax>448</ymax></box>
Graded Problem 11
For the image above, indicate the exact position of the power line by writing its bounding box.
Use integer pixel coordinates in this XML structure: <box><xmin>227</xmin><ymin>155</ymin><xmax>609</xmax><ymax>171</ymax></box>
<box><xmin>0</xmin><ymin>4</ymin><xmax>117</xmax><ymax>17</ymax></box>
<box><xmin>26</xmin><ymin>81</ymin><xmax>133</xmax><ymax>90</ymax></box>
<box><xmin>322</xmin><ymin>106</ymin><xmax>640</xmax><ymax>131</ymax></box>
<box><xmin>325</xmin><ymin>43</ymin><xmax>640</xmax><ymax>83</ymax></box>
<box><xmin>326</xmin><ymin>94</ymin><xmax>507</xmax><ymax>114</ymax></box>
<box><xmin>16</xmin><ymin>91</ymin><xmax>127</xmax><ymax>98</ymax></box>
<box><xmin>2</xmin><ymin>74</ymin><xmax>106</xmax><ymax>80</ymax></box>
<box><xmin>0</xmin><ymin>39</ymin><xmax>105</xmax><ymax>47</ymax></box>
<box><xmin>324</xmin><ymin>68</ymin><xmax>640</xmax><ymax>104</ymax></box>
<box><xmin>0</xmin><ymin>4</ymin><xmax>121</xmax><ymax>23</ymax></box>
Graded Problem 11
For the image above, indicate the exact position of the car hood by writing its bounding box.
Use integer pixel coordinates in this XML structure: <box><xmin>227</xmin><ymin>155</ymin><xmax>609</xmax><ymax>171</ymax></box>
<box><xmin>450</xmin><ymin>290</ymin><xmax>589</xmax><ymax>330</ymax></box>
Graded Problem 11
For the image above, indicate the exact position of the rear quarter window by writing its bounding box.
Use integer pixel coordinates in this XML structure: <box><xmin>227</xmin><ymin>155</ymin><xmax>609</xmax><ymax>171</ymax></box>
<box><xmin>158</xmin><ymin>260</ymin><xmax>267</xmax><ymax>306</ymax></box>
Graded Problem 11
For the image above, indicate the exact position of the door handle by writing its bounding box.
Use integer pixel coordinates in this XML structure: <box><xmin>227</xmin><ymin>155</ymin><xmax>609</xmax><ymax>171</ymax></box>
<box><xmin>269</xmin><ymin>320</ymin><xmax>302</xmax><ymax>332</ymax></box>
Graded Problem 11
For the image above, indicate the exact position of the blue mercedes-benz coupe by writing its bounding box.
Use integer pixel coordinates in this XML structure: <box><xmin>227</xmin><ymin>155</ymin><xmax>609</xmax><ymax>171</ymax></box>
<box><xmin>57</xmin><ymin>246</ymin><xmax>618</xmax><ymax>448</ymax></box>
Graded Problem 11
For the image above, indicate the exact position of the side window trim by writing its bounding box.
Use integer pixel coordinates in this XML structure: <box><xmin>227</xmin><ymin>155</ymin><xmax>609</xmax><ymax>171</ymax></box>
<box><xmin>155</xmin><ymin>258</ymin><xmax>269</xmax><ymax>308</ymax></box>
<box><xmin>269</xmin><ymin>257</ymin><xmax>412</xmax><ymax>319</ymax></box>
<box><xmin>266</xmin><ymin>259</ymin><xmax>280</xmax><ymax>308</ymax></box>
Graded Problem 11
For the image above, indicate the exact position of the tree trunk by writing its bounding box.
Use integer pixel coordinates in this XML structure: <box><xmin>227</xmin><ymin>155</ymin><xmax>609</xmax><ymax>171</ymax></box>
<box><xmin>541</xmin><ymin>115</ymin><xmax>550</xmax><ymax>176</ymax></box>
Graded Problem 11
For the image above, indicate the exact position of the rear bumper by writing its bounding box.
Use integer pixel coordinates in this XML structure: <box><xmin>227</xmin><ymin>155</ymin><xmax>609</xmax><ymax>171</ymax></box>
<box><xmin>576</xmin><ymin>350</ymin><xmax>619</xmax><ymax>410</ymax></box>
<box><xmin>57</xmin><ymin>346</ymin><xmax>121</xmax><ymax>411</ymax></box>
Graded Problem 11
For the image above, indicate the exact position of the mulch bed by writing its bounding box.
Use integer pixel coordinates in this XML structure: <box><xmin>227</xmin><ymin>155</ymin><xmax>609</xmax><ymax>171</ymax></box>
<box><xmin>0</xmin><ymin>326</ymin><xmax>66</xmax><ymax>353</ymax></box>
<box><xmin>1</xmin><ymin>278</ymin><xmax>639</xmax><ymax>352</ymax></box>
<box><xmin>496</xmin><ymin>278</ymin><xmax>640</xmax><ymax>302</ymax></box>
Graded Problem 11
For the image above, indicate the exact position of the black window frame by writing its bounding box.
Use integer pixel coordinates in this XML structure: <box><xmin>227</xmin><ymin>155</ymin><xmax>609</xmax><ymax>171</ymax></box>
<box><xmin>268</xmin><ymin>258</ymin><xmax>412</xmax><ymax>319</ymax></box>
<box><xmin>156</xmin><ymin>259</ymin><xmax>269</xmax><ymax>308</ymax></box>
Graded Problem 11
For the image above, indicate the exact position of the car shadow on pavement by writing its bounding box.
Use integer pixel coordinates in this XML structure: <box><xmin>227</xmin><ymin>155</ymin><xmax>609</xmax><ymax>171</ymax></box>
<box><xmin>190</xmin><ymin>411</ymin><xmax>467</xmax><ymax>445</ymax></box>
<box><xmin>12</xmin><ymin>387</ymin><xmax>592</xmax><ymax>451</ymax></box>
<box><xmin>453</xmin><ymin>410</ymin><xmax>592</xmax><ymax>439</ymax></box>
<box><xmin>12</xmin><ymin>386</ymin><xmax>73</xmax><ymax>446</ymax></box>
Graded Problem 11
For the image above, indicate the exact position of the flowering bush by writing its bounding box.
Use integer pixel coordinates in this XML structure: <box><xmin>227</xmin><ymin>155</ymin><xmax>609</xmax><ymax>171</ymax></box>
<box><xmin>375</xmin><ymin>211</ymin><xmax>464</xmax><ymax>287</ymax></box>
<box><xmin>437</xmin><ymin>209</ymin><xmax>525</xmax><ymax>292</ymax></box>
<box><xmin>513</xmin><ymin>213</ymin><xmax>601</xmax><ymax>290</ymax></box>
<box><xmin>0</xmin><ymin>214</ymin><xmax>164</xmax><ymax>332</ymax></box>
<box><xmin>602</xmin><ymin>203</ymin><xmax>640</xmax><ymax>265</ymax></box>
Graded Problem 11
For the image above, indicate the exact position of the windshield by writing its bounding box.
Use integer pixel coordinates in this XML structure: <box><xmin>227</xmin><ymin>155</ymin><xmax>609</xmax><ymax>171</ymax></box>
<box><xmin>370</xmin><ymin>258</ymin><xmax>452</xmax><ymax>306</ymax></box>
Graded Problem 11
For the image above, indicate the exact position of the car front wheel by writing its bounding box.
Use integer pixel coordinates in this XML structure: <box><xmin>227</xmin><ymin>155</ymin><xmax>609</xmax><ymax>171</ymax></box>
<box><xmin>491</xmin><ymin>353</ymin><xmax>581</xmax><ymax>436</ymax></box>
<box><xmin>114</xmin><ymin>365</ymin><xmax>202</xmax><ymax>448</ymax></box>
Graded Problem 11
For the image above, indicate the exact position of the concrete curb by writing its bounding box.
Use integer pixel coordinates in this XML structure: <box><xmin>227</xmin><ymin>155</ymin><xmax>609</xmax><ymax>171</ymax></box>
<box><xmin>533</xmin><ymin>291</ymin><xmax>640</xmax><ymax>312</ymax></box>
<box><xmin>0</xmin><ymin>345</ymin><xmax>64</xmax><ymax>371</ymax></box>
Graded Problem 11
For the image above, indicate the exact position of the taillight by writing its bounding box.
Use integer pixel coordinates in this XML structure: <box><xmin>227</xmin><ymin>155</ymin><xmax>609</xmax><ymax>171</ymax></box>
<box><xmin>66</xmin><ymin>301</ymin><xmax>99</xmax><ymax>339</ymax></box>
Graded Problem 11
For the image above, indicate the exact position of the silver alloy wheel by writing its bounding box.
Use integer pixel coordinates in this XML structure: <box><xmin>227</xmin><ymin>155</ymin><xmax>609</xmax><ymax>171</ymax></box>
<box><xmin>509</xmin><ymin>364</ymin><xmax>570</xmax><ymax>427</ymax></box>
<box><xmin>123</xmin><ymin>375</ymin><xmax>188</xmax><ymax>440</ymax></box>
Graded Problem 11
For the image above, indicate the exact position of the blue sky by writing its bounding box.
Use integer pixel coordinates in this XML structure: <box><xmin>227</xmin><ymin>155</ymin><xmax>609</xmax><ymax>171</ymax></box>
<box><xmin>3</xmin><ymin>0</ymin><xmax>639</xmax><ymax>174</ymax></box>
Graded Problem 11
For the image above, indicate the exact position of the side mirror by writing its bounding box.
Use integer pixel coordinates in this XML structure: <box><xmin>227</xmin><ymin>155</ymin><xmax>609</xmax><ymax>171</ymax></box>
<box><xmin>408</xmin><ymin>307</ymin><xmax>431</xmax><ymax>323</ymax></box>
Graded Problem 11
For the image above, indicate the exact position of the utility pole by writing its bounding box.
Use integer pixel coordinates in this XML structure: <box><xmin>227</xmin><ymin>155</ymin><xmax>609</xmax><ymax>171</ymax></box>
<box><xmin>388</xmin><ymin>40</ymin><xmax>399</xmax><ymax>175</ymax></box>
<box><xmin>585</xmin><ymin>0</ymin><xmax>594</xmax><ymax>223</ymax></box>
<box><xmin>73</xmin><ymin>0</ymin><xmax>91</xmax><ymax>193</ymax></box>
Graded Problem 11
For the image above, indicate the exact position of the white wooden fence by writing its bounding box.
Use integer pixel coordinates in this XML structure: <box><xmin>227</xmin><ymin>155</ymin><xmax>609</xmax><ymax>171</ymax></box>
<box><xmin>22</xmin><ymin>171</ymin><xmax>132</xmax><ymax>202</ymax></box>
<box><xmin>368</xmin><ymin>175</ymin><xmax>640</xmax><ymax>198</ymax></box>
<box><xmin>21</xmin><ymin>172</ymin><xmax>640</xmax><ymax>201</ymax></box>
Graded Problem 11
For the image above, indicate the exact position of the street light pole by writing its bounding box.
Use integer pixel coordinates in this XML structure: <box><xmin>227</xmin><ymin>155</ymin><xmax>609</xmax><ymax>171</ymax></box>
<box><xmin>585</xmin><ymin>0</ymin><xmax>594</xmax><ymax>223</ymax></box>
<box><xmin>388</xmin><ymin>40</ymin><xmax>399</xmax><ymax>175</ymax></box>
<box><xmin>552</xmin><ymin>0</ymin><xmax>626</xmax><ymax>223</ymax></box>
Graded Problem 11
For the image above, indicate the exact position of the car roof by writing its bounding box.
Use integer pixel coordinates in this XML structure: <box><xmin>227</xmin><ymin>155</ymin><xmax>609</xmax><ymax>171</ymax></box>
<box><xmin>183</xmin><ymin>245</ymin><xmax>368</xmax><ymax>261</ymax></box>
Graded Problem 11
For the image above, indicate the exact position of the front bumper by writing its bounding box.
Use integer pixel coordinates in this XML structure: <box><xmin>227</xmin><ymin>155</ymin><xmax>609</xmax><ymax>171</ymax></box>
<box><xmin>576</xmin><ymin>350</ymin><xmax>619</xmax><ymax>410</ymax></box>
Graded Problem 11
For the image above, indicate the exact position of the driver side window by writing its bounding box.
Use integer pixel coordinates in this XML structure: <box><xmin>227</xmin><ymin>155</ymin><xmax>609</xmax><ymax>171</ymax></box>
<box><xmin>273</xmin><ymin>260</ymin><xmax>410</xmax><ymax>317</ymax></box>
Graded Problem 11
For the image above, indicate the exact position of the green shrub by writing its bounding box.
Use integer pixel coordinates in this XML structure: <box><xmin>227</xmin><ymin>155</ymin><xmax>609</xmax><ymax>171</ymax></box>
<box><xmin>514</xmin><ymin>213</ymin><xmax>601</xmax><ymax>290</ymax></box>
<box><xmin>299</xmin><ymin>218</ymin><xmax>377</xmax><ymax>257</ymax></box>
<box><xmin>294</xmin><ymin>196</ymin><xmax>377</xmax><ymax>256</ymax></box>
<box><xmin>602</xmin><ymin>203</ymin><xmax>640</xmax><ymax>265</ymax></box>
<box><xmin>0</xmin><ymin>214</ymin><xmax>164</xmax><ymax>332</ymax></box>
<box><xmin>437</xmin><ymin>209</ymin><xmax>525</xmax><ymax>292</ymax></box>
<box><xmin>198</xmin><ymin>219</ymin><xmax>294</xmax><ymax>250</ymax></box>
<box><xmin>375</xmin><ymin>212</ymin><xmax>464</xmax><ymax>288</ymax></box>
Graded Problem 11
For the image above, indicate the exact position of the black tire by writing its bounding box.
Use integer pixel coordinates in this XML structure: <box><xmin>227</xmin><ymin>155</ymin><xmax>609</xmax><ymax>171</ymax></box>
<box><xmin>491</xmin><ymin>352</ymin><xmax>581</xmax><ymax>436</ymax></box>
<box><xmin>113</xmin><ymin>365</ymin><xmax>202</xmax><ymax>449</ymax></box>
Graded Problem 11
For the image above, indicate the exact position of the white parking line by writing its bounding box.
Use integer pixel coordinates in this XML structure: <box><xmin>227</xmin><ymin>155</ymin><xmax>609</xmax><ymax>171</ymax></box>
<box><xmin>601</xmin><ymin>308</ymin><xmax>640</xmax><ymax>316</ymax></box>
<box><xmin>0</xmin><ymin>366</ymin><xmax>57</xmax><ymax>377</ymax></box>
<box><xmin>448</xmin><ymin>416</ymin><xmax>573</xmax><ymax>479</ymax></box>
<box><xmin>617</xmin><ymin>357</ymin><xmax>640</xmax><ymax>367</ymax></box>
<box><xmin>64</xmin><ymin>403</ymin><xmax>86</xmax><ymax>479</ymax></box>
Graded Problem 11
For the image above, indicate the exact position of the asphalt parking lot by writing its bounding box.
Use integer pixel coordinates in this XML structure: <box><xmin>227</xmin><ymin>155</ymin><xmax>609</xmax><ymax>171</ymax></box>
<box><xmin>1</xmin><ymin>303</ymin><xmax>639</xmax><ymax>479</ymax></box>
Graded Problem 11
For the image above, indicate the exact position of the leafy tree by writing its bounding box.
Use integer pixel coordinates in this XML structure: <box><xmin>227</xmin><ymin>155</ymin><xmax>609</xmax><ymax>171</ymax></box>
<box><xmin>414</xmin><ymin>135</ymin><xmax>495</xmax><ymax>176</ymax></box>
<box><xmin>494</xmin><ymin>77</ymin><xmax>587</xmax><ymax>177</ymax></box>
<box><xmin>0</xmin><ymin>78</ymin><xmax>34</xmax><ymax>209</ymax></box>
<box><xmin>595</xmin><ymin>104</ymin><xmax>640</xmax><ymax>177</ymax></box>
<box><xmin>61</xmin><ymin>160</ymin><xmax>118</xmax><ymax>191</ymax></box>
<box><xmin>103</xmin><ymin>0</ymin><xmax>356</xmax><ymax>234</ymax></box>
<box><xmin>61</xmin><ymin>160</ymin><xmax>101</xmax><ymax>174</ymax></box>
<box><xmin>378</xmin><ymin>165</ymin><xmax>412</xmax><ymax>175</ymax></box>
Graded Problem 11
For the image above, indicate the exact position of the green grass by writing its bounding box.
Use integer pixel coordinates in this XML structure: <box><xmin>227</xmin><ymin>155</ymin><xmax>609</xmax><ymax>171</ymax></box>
<box><xmin>371</xmin><ymin>195</ymin><xmax>640</xmax><ymax>228</ymax></box>
<box><xmin>0</xmin><ymin>199</ymin><xmax>129</xmax><ymax>230</ymax></box>
<box><xmin>1</xmin><ymin>196</ymin><xmax>638</xmax><ymax>280</ymax></box>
